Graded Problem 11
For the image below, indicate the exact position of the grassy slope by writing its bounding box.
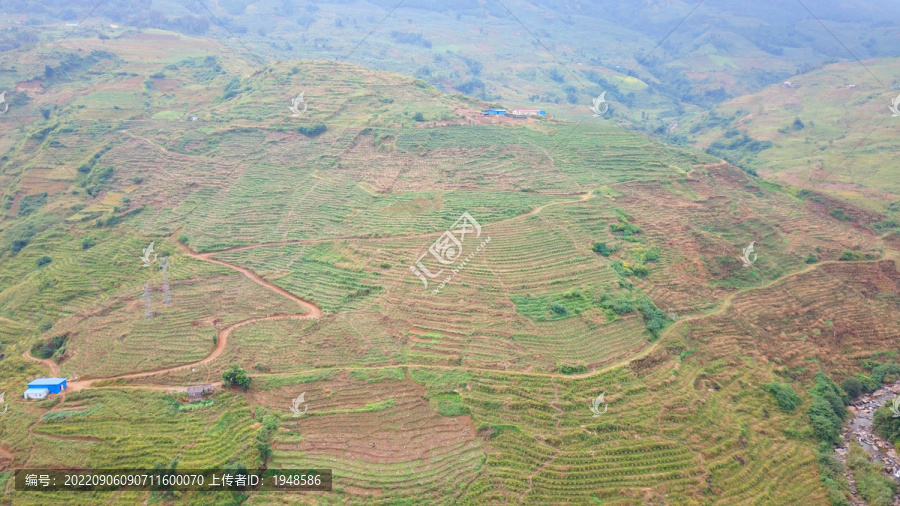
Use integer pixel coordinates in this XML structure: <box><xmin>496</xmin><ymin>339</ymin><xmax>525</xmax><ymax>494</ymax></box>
<box><xmin>682</xmin><ymin>57</ymin><xmax>900</xmax><ymax>213</ymax></box>
<box><xmin>0</xmin><ymin>30</ymin><xmax>898</xmax><ymax>504</ymax></box>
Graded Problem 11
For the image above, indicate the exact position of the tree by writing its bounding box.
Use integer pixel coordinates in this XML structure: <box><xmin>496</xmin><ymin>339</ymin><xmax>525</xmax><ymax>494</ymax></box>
<box><xmin>223</xmin><ymin>365</ymin><xmax>251</xmax><ymax>390</ymax></box>
<box><xmin>840</xmin><ymin>377</ymin><xmax>864</xmax><ymax>399</ymax></box>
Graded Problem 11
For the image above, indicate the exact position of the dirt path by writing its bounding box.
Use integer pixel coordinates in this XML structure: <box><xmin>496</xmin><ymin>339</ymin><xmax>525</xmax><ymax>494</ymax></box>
<box><xmin>21</xmin><ymin>351</ymin><xmax>59</xmax><ymax>377</ymax></box>
<box><xmin>24</xmin><ymin>201</ymin><xmax>884</xmax><ymax>391</ymax></box>
<box><xmin>61</xmin><ymin>239</ymin><xmax>322</xmax><ymax>392</ymax></box>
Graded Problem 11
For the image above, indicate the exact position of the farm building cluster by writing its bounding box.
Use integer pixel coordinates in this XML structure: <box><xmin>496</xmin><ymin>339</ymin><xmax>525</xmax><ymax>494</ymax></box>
<box><xmin>23</xmin><ymin>377</ymin><xmax>67</xmax><ymax>399</ymax></box>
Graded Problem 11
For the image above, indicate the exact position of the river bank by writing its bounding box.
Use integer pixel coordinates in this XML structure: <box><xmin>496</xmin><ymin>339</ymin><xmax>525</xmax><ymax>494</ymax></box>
<box><xmin>834</xmin><ymin>380</ymin><xmax>900</xmax><ymax>504</ymax></box>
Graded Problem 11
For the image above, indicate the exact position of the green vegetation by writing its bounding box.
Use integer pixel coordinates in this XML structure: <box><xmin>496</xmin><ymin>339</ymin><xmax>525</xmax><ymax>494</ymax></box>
<box><xmin>557</xmin><ymin>364</ymin><xmax>588</xmax><ymax>375</ymax></box>
<box><xmin>839</xmin><ymin>377</ymin><xmax>864</xmax><ymax>399</ymax></box>
<box><xmin>873</xmin><ymin>405</ymin><xmax>900</xmax><ymax>446</ymax></box>
<box><xmin>816</xmin><ymin>443</ymin><xmax>851</xmax><ymax>506</ymax></box>
<box><xmin>609</xmin><ymin>217</ymin><xmax>641</xmax><ymax>238</ymax></box>
<box><xmin>848</xmin><ymin>441</ymin><xmax>897</xmax><ymax>506</ymax></box>
<box><xmin>431</xmin><ymin>393</ymin><xmax>469</xmax><ymax>416</ymax></box>
<box><xmin>222</xmin><ymin>365</ymin><xmax>251</xmax><ymax>390</ymax></box>
<box><xmin>0</xmin><ymin>25</ymin><xmax>897</xmax><ymax>505</ymax></box>
<box><xmin>297</xmin><ymin>124</ymin><xmax>327</xmax><ymax>137</ymax></box>
<box><xmin>590</xmin><ymin>241</ymin><xmax>615</xmax><ymax>256</ymax></box>
<box><xmin>839</xmin><ymin>250</ymin><xmax>876</xmax><ymax>261</ymax></box>
<box><xmin>808</xmin><ymin>371</ymin><xmax>847</xmax><ymax>444</ymax></box>
<box><xmin>36</xmin><ymin>255</ymin><xmax>52</xmax><ymax>266</ymax></box>
<box><xmin>18</xmin><ymin>192</ymin><xmax>47</xmax><ymax>216</ymax></box>
<box><xmin>764</xmin><ymin>382</ymin><xmax>803</xmax><ymax>413</ymax></box>
<box><xmin>30</xmin><ymin>334</ymin><xmax>68</xmax><ymax>360</ymax></box>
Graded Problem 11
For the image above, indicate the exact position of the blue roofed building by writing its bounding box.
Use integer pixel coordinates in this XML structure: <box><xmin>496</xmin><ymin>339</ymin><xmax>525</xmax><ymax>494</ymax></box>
<box><xmin>482</xmin><ymin>109</ymin><xmax>506</xmax><ymax>115</ymax></box>
<box><xmin>27</xmin><ymin>377</ymin><xmax>67</xmax><ymax>394</ymax></box>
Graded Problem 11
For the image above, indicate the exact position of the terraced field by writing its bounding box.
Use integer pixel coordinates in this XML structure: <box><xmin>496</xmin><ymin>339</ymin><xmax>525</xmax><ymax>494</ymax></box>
<box><xmin>2</xmin><ymin>28</ymin><xmax>900</xmax><ymax>506</ymax></box>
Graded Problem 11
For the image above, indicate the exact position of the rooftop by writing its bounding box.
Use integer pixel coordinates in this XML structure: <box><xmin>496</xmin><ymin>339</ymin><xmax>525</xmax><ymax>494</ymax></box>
<box><xmin>28</xmin><ymin>377</ymin><xmax>67</xmax><ymax>386</ymax></box>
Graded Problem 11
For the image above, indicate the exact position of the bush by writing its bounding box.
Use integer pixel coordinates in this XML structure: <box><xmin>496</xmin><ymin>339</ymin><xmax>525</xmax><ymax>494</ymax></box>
<box><xmin>81</xmin><ymin>237</ymin><xmax>96</xmax><ymax>250</ymax></box>
<box><xmin>222</xmin><ymin>365</ymin><xmax>251</xmax><ymax>390</ymax></box>
<box><xmin>816</xmin><ymin>442</ymin><xmax>851</xmax><ymax>506</ymax></box>
<box><xmin>36</xmin><ymin>256</ymin><xmax>52</xmax><ymax>266</ymax></box>
<box><xmin>412</xmin><ymin>112</ymin><xmax>425</xmax><ymax>122</ymax></box>
<box><xmin>590</xmin><ymin>241</ymin><xmax>615</xmax><ymax>256</ymax></box>
<box><xmin>610</xmin><ymin>217</ymin><xmax>641</xmax><ymax>236</ymax></box>
<box><xmin>631</xmin><ymin>264</ymin><xmax>649</xmax><ymax>277</ymax></box>
<box><xmin>558</xmin><ymin>364</ymin><xmax>588</xmax><ymax>375</ymax></box>
<box><xmin>808</xmin><ymin>371</ymin><xmax>847</xmax><ymax>444</ymax></box>
<box><xmin>805</xmin><ymin>253</ymin><xmax>818</xmax><ymax>264</ymax></box>
<box><xmin>177</xmin><ymin>233</ymin><xmax>189</xmax><ymax>244</ymax></box>
<box><xmin>550</xmin><ymin>303</ymin><xmax>567</xmax><ymax>315</ymax></box>
<box><xmin>31</xmin><ymin>334</ymin><xmax>68</xmax><ymax>360</ymax></box>
<box><xmin>848</xmin><ymin>441</ymin><xmax>897</xmax><ymax>506</ymax></box>
<box><xmin>839</xmin><ymin>250</ymin><xmax>865</xmax><ymax>261</ymax></box>
<box><xmin>764</xmin><ymin>382</ymin><xmax>802</xmax><ymax>412</ymax></box>
<box><xmin>637</xmin><ymin>298</ymin><xmax>667</xmax><ymax>338</ymax></box>
<box><xmin>297</xmin><ymin>124</ymin><xmax>327</xmax><ymax>137</ymax></box>
<box><xmin>840</xmin><ymin>377</ymin><xmax>864</xmax><ymax>399</ymax></box>
<box><xmin>870</xmin><ymin>362</ymin><xmax>900</xmax><ymax>385</ymax></box>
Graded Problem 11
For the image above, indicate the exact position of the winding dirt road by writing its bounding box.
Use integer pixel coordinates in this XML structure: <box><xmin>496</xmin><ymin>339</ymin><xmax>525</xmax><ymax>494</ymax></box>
<box><xmin>22</xmin><ymin>199</ymin><xmax>893</xmax><ymax>391</ymax></box>
<box><xmin>53</xmin><ymin>238</ymin><xmax>323</xmax><ymax>392</ymax></box>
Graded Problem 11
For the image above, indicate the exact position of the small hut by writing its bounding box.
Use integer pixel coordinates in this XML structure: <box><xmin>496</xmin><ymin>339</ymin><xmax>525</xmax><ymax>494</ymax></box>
<box><xmin>186</xmin><ymin>384</ymin><xmax>213</xmax><ymax>403</ymax></box>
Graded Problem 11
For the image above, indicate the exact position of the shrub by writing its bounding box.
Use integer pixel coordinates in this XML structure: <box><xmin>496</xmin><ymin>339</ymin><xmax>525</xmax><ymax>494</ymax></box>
<box><xmin>763</xmin><ymin>382</ymin><xmax>802</xmax><ymax>412</ymax></box>
<box><xmin>297</xmin><ymin>124</ymin><xmax>327</xmax><ymax>137</ymax></box>
<box><xmin>631</xmin><ymin>264</ymin><xmax>649</xmax><ymax>277</ymax></box>
<box><xmin>11</xmin><ymin>239</ymin><xmax>29</xmax><ymax>253</ymax></box>
<box><xmin>412</xmin><ymin>112</ymin><xmax>425</xmax><ymax>122</ymax></box>
<box><xmin>870</xmin><ymin>362</ymin><xmax>900</xmax><ymax>385</ymax></box>
<box><xmin>178</xmin><ymin>234</ymin><xmax>189</xmax><ymax>244</ymax></box>
<box><xmin>839</xmin><ymin>250</ymin><xmax>864</xmax><ymax>261</ymax></box>
<box><xmin>222</xmin><ymin>365</ymin><xmax>251</xmax><ymax>390</ymax></box>
<box><xmin>805</xmin><ymin>253</ymin><xmax>818</xmax><ymax>264</ymax></box>
<box><xmin>839</xmin><ymin>377</ymin><xmax>864</xmax><ymax>399</ymax></box>
<box><xmin>31</xmin><ymin>334</ymin><xmax>68</xmax><ymax>360</ymax></box>
<box><xmin>36</xmin><ymin>255</ymin><xmax>52</xmax><ymax>266</ymax></box>
<box><xmin>18</xmin><ymin>192</ymin><xmax>47</xmax><ymax>216</ymax></box>
<box><xmin>873</xmin><ymin>405</ymin><xmax>900</xmax><ymax>445</ymax></box>
<box><xmin>848</xmin><ymin>441</ymin><xmax>897</xmax><ymax>505</ymax></box>
<box><xmin>558</xmin><ymin>364</ymin><xmax>588</xmax><ymax>375</ymax></box>
<box><xmin>829</xmin><ymin>208</ymin><xmax>853</xmax><ymax>221</ymax></box>
<box><xmin>590</xmin><ymin>241</ymin><xmax>615</xmax><ymax>256</ymax></box>
<box><xmin>610</xmin><ymin>217</ymin><xmax>641</xmax><ymax>236</ymax></box>
<box><xmin>808</xmin><ymin>371</ymin><xmax>847</xmax><ymax>444</ymax></box>
<box><xmin>637</xmin><ymin>298</ymin><xmax>667</xmax><ymax>338</ymax></box>
<box><xmin>81</xmin><ymin>237</ymin><xmax>96</xmax><ymax>249</ymax></box>
<box><xmin>550</xmin><ymin>303</ymin><xmax>567</xmax><ymax>315</ymax></box>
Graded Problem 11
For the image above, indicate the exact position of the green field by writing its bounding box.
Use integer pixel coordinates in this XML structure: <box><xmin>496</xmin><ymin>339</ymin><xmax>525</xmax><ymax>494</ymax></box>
<box><xmin>0</xmin><ymin>18</ymin><xmax>899</xmax><ymax>505</ymax></box>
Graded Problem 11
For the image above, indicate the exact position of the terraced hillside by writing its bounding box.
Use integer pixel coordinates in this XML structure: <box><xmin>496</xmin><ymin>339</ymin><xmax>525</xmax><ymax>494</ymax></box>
<box><xmin>683</xmin><ymin>57</ymin><xmax>900</xmax><ymax>213</ymax></box>
<box><xmin>1</xmin><ymin>29</ymin><xmax>899</xmax><ymax>505</ymax></box>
